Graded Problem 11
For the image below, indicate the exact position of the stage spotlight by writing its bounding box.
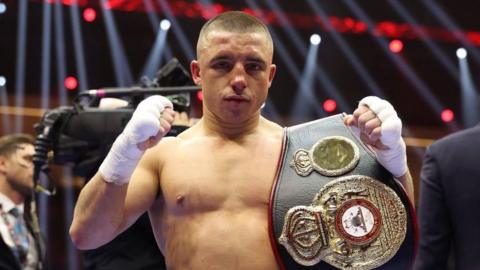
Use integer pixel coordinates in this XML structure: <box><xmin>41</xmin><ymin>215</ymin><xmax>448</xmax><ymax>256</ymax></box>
<box><xmin>0</xmin><ymin>76</ymin><xmax>6</xmax><ymax>87</ymax></box>
<box><xmin>83</xmin><ymin>8</ymin><xmax>96</xmax><ymax>22</ymax></box>
<box><xmin>160</xmin><ymin>19</ymin><xmax>171</xmax><ymax>31</ymax></box>
<box><xmin>389</xmin><ymin>39</ymin><xmax>403</xmax><ymax>53</ymax></box>
<box><xmin>64</xmin><ymin>76</ymin><xmax>78</xmax><ymax>90</ymax></box>
<box><xmin>0</xmin><ymin>3</ymin><xmax>6</xmax><ymax>14</ymax></box>
<box><xmin>197</xmin><ymin>90</ymin><xmax>203</xmax><ymax>101</ymax></box>
<box><xmin>441</xmin><ymin>109</ymin><xmax>455</xmax><ymax>123</ymax></box>
<box><xmin>310</xmin><ymin>34</ymin><xmax>321</xmax><ymax>45</ymax></box>
<box><xmin>323</xmin><ymin>99</ymin><xmax>337</xmax><ymax>113</ymax></box>
<box><xmin>456</xmin><ymin>48</ymin><xmax>467</xmax><ymax>59</ymax></box>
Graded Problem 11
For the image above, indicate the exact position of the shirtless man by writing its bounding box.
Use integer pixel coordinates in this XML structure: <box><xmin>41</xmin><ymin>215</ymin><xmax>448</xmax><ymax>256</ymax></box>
<box><xmin>70</xmin><ymin>11</ymin><xmax>413</xmax><ymax>269</ymax></box>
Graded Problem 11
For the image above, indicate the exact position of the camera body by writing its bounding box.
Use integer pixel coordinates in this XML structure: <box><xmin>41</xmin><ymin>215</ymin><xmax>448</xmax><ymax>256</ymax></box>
<box><xmin>33</xmin><ymin>58</ymin><xmax>197</xmax><ymax>181</ymax></box>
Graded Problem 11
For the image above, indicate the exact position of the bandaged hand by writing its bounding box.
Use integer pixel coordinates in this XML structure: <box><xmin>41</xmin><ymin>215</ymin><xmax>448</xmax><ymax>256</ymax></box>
<box><xmin>345</xmin><ymin>96</ymin><xmax>407</xmax><ymax>178</ymax></box>
<box><xmin>99</xmin><ymin>95</ymin><xmax>175</xmax><ymax>185</ymax></box>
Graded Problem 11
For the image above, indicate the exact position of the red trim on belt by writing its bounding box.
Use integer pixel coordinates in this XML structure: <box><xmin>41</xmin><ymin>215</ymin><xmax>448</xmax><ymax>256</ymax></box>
<box><xmin>268</xmin><ymin>128</ymin><xmax>287</xmax><ymax>270</ymax></box>
<box><xmin>406</xmin><ymin>190</ymin><xmax>419</xmax><ymax>270</ymax></box>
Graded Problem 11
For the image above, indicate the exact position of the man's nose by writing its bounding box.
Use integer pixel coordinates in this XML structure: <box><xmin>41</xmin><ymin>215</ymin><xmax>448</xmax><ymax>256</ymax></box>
<box><xmin>230</xmin><ymin>63</ymin><xmax>247</xmax><ymax>94</ymax></box>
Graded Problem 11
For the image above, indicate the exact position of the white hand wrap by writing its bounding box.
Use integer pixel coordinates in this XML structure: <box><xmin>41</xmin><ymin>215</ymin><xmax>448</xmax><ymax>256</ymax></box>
<box><xmin>99</xmin><ymin>95</ymin><xmax>173</xmax><ymax>185</ymax></box>
<box><xmin>359</xmin><ymin>96</ymin><xmax>407</xmax><ymax>178</ymax></box>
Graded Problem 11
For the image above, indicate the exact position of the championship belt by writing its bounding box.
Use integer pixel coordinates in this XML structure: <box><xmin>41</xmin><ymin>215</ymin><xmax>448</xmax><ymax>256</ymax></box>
<box><xmin>269</xmin><ymin>114</ymin><xmax>417</xmax><ymax>270</ymax></box>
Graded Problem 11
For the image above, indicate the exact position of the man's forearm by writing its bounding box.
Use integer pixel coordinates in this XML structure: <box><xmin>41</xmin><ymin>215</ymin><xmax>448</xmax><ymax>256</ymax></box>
<box><xmin>69</xmin><ymin>172</ymin><xmax>129</xmax><ymax>250</ymax></box>
<box><xmin>396</xmin><ymin>169</ymin><xmax>414</xmax><ymax>205</ymax></box>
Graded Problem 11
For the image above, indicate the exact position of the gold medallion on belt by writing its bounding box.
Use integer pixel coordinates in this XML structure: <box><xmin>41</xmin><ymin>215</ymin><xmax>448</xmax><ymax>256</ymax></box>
<box><xmin>280</xmin><ymin>136</ymin><xmax>407</xmax><ymax>270</ymax></box>
<box><xmin>290</xmin><ymin>136</ymin><xmax>360</xmax><ymax>177</ymax></box>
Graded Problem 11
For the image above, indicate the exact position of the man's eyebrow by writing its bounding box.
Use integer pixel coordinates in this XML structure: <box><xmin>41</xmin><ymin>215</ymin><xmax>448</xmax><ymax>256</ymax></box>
<box><xmin>245</xmin><ymin>57</ymin><xmax>266</xmax><ymax>64</ymax></box>
<box><xmin>210</xmin><ymin>55</ymin><xmax>233</xmax><ymax>62</ymax></box>
<box><xmin>209</xmin><ymin>55</ymin><xmax>267</xmax><ymax>67</ymax></box>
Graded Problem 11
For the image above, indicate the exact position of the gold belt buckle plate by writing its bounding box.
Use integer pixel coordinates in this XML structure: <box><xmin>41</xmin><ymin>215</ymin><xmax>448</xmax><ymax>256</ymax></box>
<box><xmin>279</xmin><ymin>175</ymin><xmax>407</xmax><ymax>270</ymax></box>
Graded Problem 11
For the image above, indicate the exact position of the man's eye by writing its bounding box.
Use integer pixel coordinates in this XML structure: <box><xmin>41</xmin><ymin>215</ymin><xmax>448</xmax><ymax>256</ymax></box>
<box><xmin>213</xmin><ymin>61</ymin><xmax>231</xmax><ymax>70</ymax></box>
<box><xmin>246</xmin><ymin>63</ymin><xmax>263</xmax><ymax>71</ymax></box>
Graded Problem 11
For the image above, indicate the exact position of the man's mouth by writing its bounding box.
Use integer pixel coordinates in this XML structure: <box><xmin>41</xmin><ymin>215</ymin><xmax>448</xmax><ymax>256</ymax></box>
<box><xmin>224</xmin><ymin>95</ymin><xmax>249</xmax><ymax>102</ymax></box>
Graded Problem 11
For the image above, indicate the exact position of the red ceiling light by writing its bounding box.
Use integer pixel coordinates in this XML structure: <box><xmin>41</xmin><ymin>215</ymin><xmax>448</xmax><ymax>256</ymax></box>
<box><xmin>389</xmin><ymin>39</ymin><xmax>404</xmax><ymax>53</ymax></box>
<box><xmin>83</xmin><ymin>8</ymin><xmax>96</xmax><ymax>22</ymax></box>
<box><xmin>441</xmin><ymin>109</ymin><xmax>454</xmax><ymax>123</ymax></box>
<box><xmin>323</xmin><ymin>99</ymin><xmax>337</xmax><ymax>113</ymax></box>
<box><xmin>64</xmin><ymin>76</ymin><xmax>78</xmax><ymax>90</ymax></box>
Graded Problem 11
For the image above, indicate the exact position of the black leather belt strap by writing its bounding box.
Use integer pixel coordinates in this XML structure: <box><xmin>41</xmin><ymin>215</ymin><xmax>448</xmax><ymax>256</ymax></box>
<box><xmin>268</xmin><ymin>114</ymin><xmax>417</xmax><ymax>270</ymax></box>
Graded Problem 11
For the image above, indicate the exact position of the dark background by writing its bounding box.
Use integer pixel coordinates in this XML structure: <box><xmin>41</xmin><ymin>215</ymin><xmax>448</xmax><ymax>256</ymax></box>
<box><xmin>1</xmin><ymin>0</ymin><xmax>479</xmax><ymax>127</ymax></box>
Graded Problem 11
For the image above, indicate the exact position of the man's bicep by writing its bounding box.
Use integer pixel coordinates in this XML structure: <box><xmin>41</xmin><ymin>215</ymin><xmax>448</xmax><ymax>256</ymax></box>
<box><xmin>121</xmin><ymin>153</ymin><xmax>160</xmax><ymax>231</ymax></box>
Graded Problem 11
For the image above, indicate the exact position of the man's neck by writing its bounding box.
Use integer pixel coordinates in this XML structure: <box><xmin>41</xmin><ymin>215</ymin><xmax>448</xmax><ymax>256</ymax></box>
<box><xmin>0</xmin><ymin>177</ymin><xmax>24</xmax><ymax>205</ymax></box>
<box><xmin>201</xmin><ymin>111</ymin><xmax>262</xmax><ymax>139</ymax></box>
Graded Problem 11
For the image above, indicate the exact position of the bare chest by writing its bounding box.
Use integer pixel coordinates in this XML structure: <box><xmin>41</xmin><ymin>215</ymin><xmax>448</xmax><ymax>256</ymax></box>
<box><xmin>159</xmin><ymin>138</ymin><xmax>282</xmax><ymax>214</ymax></box>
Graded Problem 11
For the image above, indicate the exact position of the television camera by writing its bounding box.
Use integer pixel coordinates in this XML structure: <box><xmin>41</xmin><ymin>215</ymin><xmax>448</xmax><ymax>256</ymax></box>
<box><xmin>32</xmin><ymin>59</ymin><xmax>200</xmax><ymax>194</ymax></box>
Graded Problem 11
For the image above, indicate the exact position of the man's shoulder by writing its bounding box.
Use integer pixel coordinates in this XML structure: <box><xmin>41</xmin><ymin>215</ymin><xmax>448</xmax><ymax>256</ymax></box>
<box><xmin>260</xmin><ymin>116</ymin><xmax>283</xmax><ymax>134</ymax></box>
<box><xmin>146</xmin><ymin>130</ymin><xmax>203</xmax><ymax>155</ymax></box>
<box><xmin>434</xmin><ymin>125</ymin><xmax>480</xmax><ymax>145</ymax></box>
<box><xmin>149</xmin><ymin>136</ymin><xmax>183</xmax><ymax>152</ymax></box>
<box><xmin>429</xmin><ymin>124</ymin><xmax>480</xmax><ymax>153</ymax></box>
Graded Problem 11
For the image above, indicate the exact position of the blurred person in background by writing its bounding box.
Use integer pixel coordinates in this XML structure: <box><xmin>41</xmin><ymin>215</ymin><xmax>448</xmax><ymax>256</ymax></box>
<box><xmin>0</xmin><ymin>134</ymin><xmax>45</xmax><ymax>270</ymax></box>
<box><xmin>414</xmin><ymin>122</ymin><xmax>480</xmax><ymax>270</ymax></box>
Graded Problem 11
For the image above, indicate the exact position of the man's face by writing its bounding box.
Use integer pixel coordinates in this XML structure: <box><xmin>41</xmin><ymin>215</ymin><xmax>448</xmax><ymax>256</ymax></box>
<box><xmin>191</xmin><ymin>30</ymin><xmax>276</xmax><ymax>122</ymax></box>
<box><xmin>2</xmin><ymin>144</ymin><xmax>35</xmax><ymax>197</ymax></box>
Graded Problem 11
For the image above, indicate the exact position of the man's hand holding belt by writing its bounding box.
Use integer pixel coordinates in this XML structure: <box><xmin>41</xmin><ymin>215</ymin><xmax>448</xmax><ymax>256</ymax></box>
<box><xmin>99</xmin><ymin>95</ymin><xmax>175</xmax><ymax>185</ymax></box>
<box><xmin>345</xmin><ymin>96</ymin><xmax>407</xmax><ymax>178</ymax></box>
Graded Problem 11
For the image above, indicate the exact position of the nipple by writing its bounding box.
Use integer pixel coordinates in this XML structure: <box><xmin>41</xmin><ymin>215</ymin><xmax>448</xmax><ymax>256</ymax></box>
<box><xmin>176</xmin><ymin>195</ymin><xmax>185</xmax><ymax>205</ymax></box>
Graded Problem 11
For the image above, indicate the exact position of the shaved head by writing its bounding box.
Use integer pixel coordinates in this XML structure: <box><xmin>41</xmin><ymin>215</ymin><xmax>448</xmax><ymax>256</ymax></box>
<box><xmin>196</xmin><ymin>11</ymin><xmax>274</xmax><ymax>59</ymax></box>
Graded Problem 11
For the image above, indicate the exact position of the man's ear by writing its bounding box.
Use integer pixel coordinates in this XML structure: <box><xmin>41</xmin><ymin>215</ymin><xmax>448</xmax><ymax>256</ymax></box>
<box><xmin>267</xmin><ymin>64</ymin><xmax>276</xmax><ymax>88</ymax></box>
<box><xmin>191</xmin><ymin>60</ymin><xmax>202</xmax><ymax>86</ymax></box>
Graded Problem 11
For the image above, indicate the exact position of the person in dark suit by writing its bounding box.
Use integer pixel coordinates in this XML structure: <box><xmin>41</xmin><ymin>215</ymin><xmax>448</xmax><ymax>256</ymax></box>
<box><xmin>414</xmin><ymin>124</ymin><xmax>480</xmax><ymax>270</ymax></box>
<box><xmin>0</xmin><ymin>134</ymin><xmax>45</xmax><ymax>270</ymax></box>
